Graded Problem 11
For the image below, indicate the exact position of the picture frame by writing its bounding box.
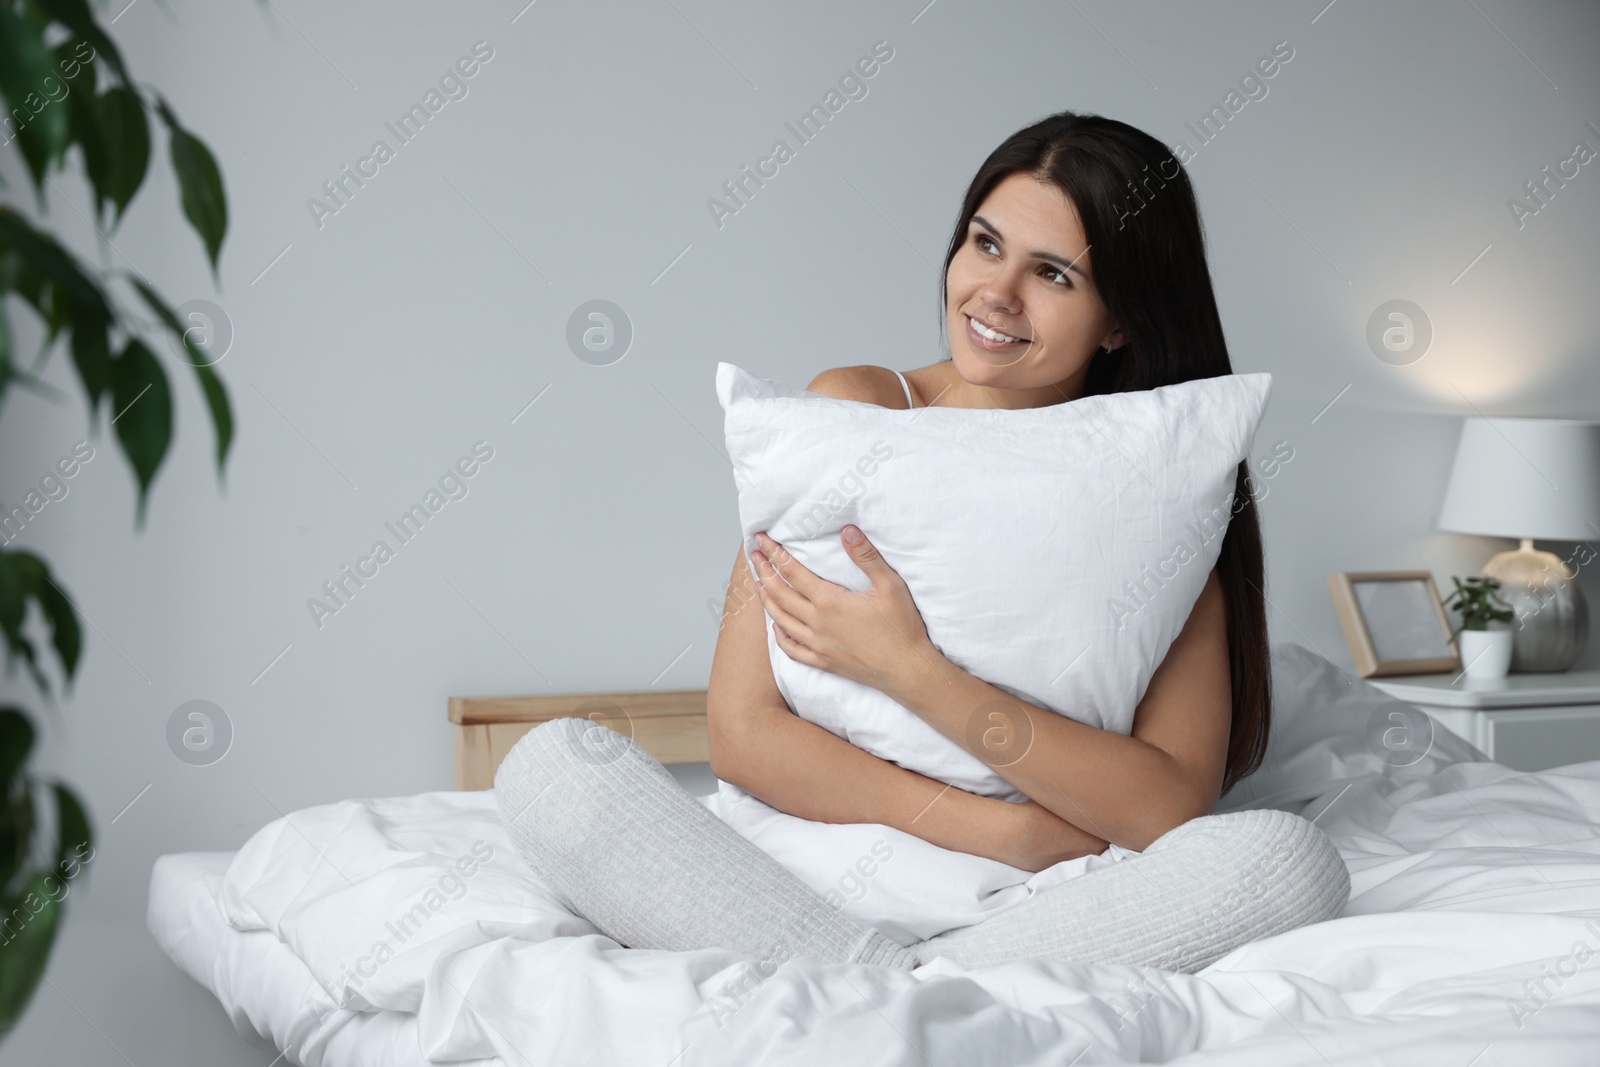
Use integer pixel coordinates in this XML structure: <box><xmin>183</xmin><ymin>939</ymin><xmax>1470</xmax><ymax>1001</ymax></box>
<box><xmin>1327</xmin><ymin>570</ymin><xmax>1462</xmax><ymax>678</ymax></box>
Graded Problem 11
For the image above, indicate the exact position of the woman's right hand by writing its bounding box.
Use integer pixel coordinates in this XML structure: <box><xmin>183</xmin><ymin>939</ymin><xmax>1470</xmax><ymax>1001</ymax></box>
<box><xmin>711</xmin><ymin>539</ymin><xmax>1114</xmax><ymax>870</ymax></box>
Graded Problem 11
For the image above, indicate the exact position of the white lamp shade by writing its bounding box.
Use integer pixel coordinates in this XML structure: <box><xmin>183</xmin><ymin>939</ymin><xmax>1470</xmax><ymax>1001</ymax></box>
<box><xmin>1437</xmin><ymin>417</ymin><xmax>1600</xmax><ymax>541</ymax></box>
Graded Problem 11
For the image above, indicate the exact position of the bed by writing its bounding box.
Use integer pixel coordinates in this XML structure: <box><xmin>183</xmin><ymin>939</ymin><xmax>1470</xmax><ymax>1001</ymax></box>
<box><xmin>148</xmin><ymin>642</ymin><xmax>1600</xmax><ymax>1065</ymax></box>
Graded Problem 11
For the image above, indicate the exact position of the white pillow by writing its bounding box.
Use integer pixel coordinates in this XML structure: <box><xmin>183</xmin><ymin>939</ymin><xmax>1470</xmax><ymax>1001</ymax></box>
<box><xmin>1216</xmin><ymin>641</ymin><xmax>1488</xmax><ymax>816</ymax></box>
<box><xmin>716</xmin><ymin>361</ymin><xmax>1272</xmax><ymax>799</ymax></box>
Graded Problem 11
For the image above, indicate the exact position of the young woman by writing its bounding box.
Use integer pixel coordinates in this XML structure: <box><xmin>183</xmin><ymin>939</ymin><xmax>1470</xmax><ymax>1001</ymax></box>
<box><xmin>496</xmin><ymin>111</ymin><xmax>1348</xmax><ymax>975</ymax></box>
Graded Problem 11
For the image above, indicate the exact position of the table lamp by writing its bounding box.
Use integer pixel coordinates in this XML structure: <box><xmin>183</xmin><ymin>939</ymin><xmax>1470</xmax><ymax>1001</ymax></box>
<box><xmin>1437</xmin><ymin>417</ymin><xmax>1600</xmax><ymax>672</ymax></box>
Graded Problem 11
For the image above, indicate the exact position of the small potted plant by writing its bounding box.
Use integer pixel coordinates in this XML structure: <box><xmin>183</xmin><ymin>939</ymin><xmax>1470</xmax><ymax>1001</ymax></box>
<box><xmin>1443</xmin><ymin>575</ymin><xmax>1516</xmax><ymax>679</ymax></box>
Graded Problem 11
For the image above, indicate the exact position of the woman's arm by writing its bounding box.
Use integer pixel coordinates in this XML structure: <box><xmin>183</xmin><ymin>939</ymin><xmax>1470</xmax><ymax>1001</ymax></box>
<box><xmin>707</xmin><ymin>542</ymin><xmax>1108</xmax><ymax>872</ymax></box>
<box><xmin>876</xmin><ymin>566</ymin><xmax>1236</xmax><ymax>852</ymax></box>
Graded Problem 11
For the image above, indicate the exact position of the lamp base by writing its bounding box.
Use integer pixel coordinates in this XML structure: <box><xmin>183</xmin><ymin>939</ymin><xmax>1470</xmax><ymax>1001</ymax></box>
<box><xmin>1481</xmin><ymin>540</ymin><xmax>1589</xmax><ymax>672</ymax></box>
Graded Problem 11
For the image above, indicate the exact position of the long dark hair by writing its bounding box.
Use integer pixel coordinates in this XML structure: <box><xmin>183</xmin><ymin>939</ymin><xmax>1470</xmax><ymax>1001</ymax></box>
<box><xmin>939</xmin><ymin>110</ymin><xmax>1271</xmax><ymax>797</ymax></box>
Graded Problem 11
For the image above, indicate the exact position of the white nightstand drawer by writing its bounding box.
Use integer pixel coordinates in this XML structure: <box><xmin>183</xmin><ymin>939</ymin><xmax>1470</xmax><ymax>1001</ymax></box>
<box><xmin>1427</xmin><ymin>703</ymin><xmax>1600</xmax><ymax>773</ymax></box>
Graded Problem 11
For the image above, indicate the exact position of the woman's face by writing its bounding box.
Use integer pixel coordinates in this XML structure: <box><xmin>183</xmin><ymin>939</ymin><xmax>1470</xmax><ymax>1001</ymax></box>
<box><xmin>945</xmin><ymin>172</ymin><xmax>1123</xmax><ymax>403</ymax></box>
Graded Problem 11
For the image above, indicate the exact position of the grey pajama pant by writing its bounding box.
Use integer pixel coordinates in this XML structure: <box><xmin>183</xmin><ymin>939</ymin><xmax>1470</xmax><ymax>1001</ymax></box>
<box><xmin>494</xmin><ymin>716</ymin><xmax>1349</xmax><ymax>974</ymax></box>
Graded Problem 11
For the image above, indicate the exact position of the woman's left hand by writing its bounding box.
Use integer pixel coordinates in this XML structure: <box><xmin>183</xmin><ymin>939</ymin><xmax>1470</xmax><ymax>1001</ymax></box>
<box><xmin>750</xmin><ymin>526</ymin><xmax>936</xmax><ymax>696</ymax></box>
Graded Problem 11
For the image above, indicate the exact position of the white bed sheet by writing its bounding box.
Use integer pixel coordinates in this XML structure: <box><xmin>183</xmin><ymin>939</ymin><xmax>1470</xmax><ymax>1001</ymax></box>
<box><xmin>149</xmin><ymin>645</ymin><xmax>1600</xmax><ymax>1065</ymax></box>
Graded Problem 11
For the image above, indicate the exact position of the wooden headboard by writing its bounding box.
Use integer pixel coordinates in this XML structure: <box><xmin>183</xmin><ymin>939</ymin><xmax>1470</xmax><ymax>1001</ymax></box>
<box><xmin>449</xmin><ymin>688</ymin><xmax>710</xmax><ymax>790</ymax></box>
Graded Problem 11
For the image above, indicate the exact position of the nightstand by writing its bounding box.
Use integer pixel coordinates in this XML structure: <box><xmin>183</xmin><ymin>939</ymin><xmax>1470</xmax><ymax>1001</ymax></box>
<box><xmin>1368</xmin><ymin>670</ymin><xmax>1600</xmax><ymax>772</ymax></box>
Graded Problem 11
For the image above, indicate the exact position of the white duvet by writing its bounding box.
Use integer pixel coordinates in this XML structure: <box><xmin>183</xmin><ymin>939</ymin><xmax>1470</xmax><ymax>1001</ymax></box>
<box><xmin>149</xmin><ymin>644</ymin><xmax>1600</xmax><ymax>1065</ymax></box>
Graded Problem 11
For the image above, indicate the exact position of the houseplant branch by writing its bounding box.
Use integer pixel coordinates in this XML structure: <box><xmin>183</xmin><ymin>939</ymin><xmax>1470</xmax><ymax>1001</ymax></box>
<box><xmin>0</xmin><ymin>0</ymin><xmax>234</xmax><ymax>1037</ymax></box>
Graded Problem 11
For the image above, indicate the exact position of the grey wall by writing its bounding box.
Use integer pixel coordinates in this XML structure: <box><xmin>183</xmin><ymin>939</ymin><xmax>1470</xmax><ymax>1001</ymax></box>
<box><xmin>3</xmin><ymin>1</ymin><xmax>1598</xmax><ymax>1061</ymax></box>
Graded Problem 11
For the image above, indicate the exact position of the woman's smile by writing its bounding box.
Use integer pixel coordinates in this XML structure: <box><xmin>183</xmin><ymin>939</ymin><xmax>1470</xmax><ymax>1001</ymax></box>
<box><xmin>965</xmin><ymin>313</ymin><xmax>1030</xmax><ymax>351</ymax></box>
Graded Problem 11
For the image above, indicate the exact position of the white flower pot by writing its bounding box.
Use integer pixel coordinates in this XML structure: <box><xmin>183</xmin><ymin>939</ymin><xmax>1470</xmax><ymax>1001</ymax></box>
<box><xmin>1458</xmin><ymin>627</ymin><xmax>1514</xmax><ymax>680</ymax></box>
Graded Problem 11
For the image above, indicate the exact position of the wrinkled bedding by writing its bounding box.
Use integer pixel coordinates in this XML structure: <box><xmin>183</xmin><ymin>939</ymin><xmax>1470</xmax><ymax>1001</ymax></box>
<box><xmin>148</xmin><ymin>644</ymin><xmax>1600</xmax><ymax>1064</ymax></box>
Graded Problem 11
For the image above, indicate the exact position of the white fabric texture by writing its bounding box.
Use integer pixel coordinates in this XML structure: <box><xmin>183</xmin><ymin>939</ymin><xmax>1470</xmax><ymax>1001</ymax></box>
<box><xmin>710</xmin><ymin>361</ymin><xmax>1271</xmax><ymax>939</ymax></box>
<box><xmin>148</xmin><ymin>643</ymin><xmax>1600</xmax><ymax>1067</ymax></box>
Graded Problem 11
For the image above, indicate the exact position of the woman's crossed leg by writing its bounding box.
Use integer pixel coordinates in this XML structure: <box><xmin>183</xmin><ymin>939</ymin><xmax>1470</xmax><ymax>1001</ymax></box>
<box><xmin>494</xmin><ymin>717</ymin><xmax>1349</xmax><ymax>974</ymax></box>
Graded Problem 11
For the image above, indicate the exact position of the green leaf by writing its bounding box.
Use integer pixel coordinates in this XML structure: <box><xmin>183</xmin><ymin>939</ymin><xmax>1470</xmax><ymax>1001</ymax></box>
<box><xmin>37</xmin><ymin>275</ymin><xmax>72</xmax><ymax>352</ymax></box>
<box><xmin>0</xmin><ymin>309</ymin><xmax>10</xmax><ymax>406</ymax></box>
<box><xmin>4</xmin><ymin>631</ymin><xmax>47</xmax><ymax>696</ymax></box>
<box><xmin>0</xmin><ymin>774</ymin><xmax>35</xmax><ymax>895</ymax></box>
<box><xmin>0</xmin><ymin>553</ymin><xmax>80</xmax><ymax>687</ymax></box>
<box><xmin>155</xmin><ymin>97</ymin><xmax>225</xmax><ymax>276</ymax></box>
<box><xmin>95</xmin><ymin>86</ymin><xmax>149</xmax><ymax>229</ymax></box>
<box><xmin>109</xmin><ymin>338</ymin><xmax>173</xmax><ymax>525</ymax></box>
<box><xmin>61</xmin><ymin>42</ymin><xmax>109</xmax><ymax>221</ymax></box>
<box><xmin>0</xmin><ymin>789</ymin><xmax>22</xmax><ymax>895</ymax></box>
<box><xmin>22</xmin><ymin>559</ymin><xmax>79</xmax><ymax>684</ymax></box>
<box><xmin>0</xmin><ymin>207</ymin><xmax>112</xmax><ymax>322</ymax></box>
<box><xmin>130</xmin><ymin>278</ymin><xmax>233</xmax><ymax>470</ymax></box>
<box><xmin>41</xmin><ymin>585</ymin><xmax>80</xmax><ymax>684</ymax></box>
<box><xmin>7</xmin><ymin>246</ymin><xmax>45</xmax><ymax>310</ymax></box>
<box><xmin>0</xmin><ymin>555</ymin><xmax>50</xmax><ymax>696</ymax></box>
<box><xmin>32</xmin><ymin>0</ymin><xmax>132</xmax><ymax>86</ymax></box>
<box><xmin>0</xmin><ymin>554</ymin><xmax>24</xmax><ymax>660</ymax></box>
<box><xmin>0</xmin><ymin>241</ymin><xmax>21</xmax><ymax>293</ymax></box>
<box><xmin>0</xmin><ymin>871</ymin><xmax>64</xmax><ymax>1036</ymax></box>
<box><xmin>0</xmin><ymin>709</ymin><xmax>34</xmax><ymax>785</ymax></box>
<box><xmin>67</xmin><ymin>307</ymin><xmax>110</xmax><ymax>417</ymax></box>
<box><xmin>49</xmin><ymin>783</ymin><xmax>90</xmax><ymax>878</ymax></box>
<box><xmin>190</xmin><ymin>360</ymin><xmax>233</xmax><ymax>472</ymax></box>
<box><xmin>0</xmin><ymin>4</ymin><xmax>71</xmax><ymax>197</ymax></box>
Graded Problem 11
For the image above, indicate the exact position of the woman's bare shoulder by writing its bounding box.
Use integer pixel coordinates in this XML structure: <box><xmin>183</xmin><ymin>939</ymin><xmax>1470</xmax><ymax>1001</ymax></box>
<box><xmin>805</xmin><ymin>365</ymin><xmax>911</xmax><ymax>409</ymax></box>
